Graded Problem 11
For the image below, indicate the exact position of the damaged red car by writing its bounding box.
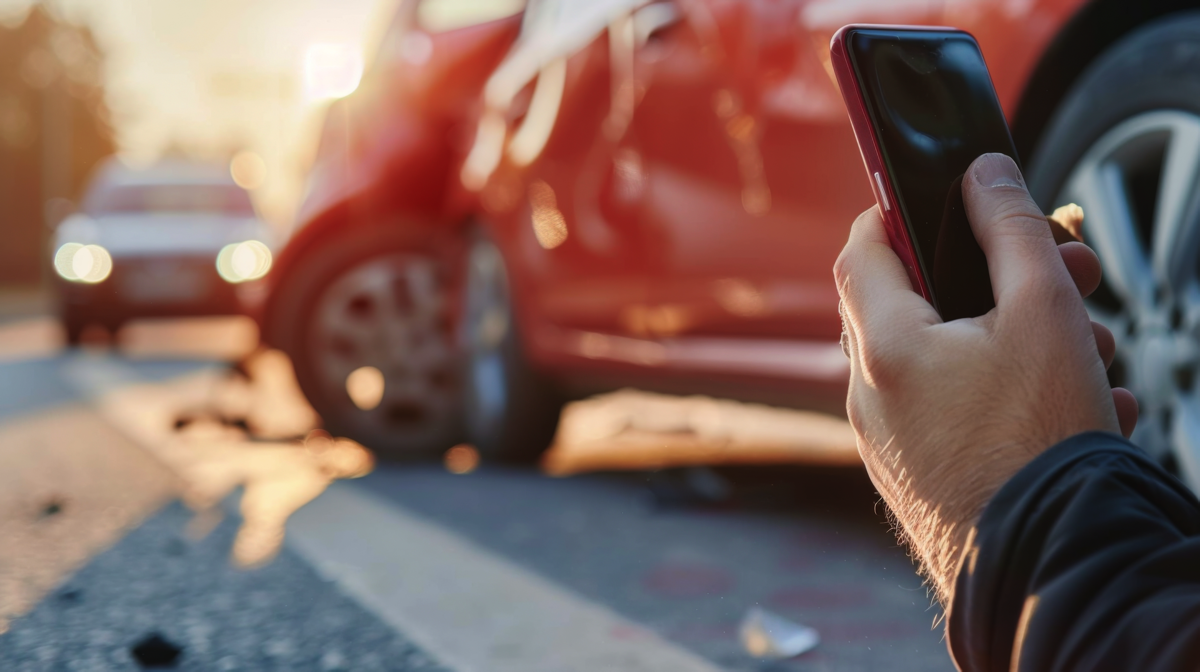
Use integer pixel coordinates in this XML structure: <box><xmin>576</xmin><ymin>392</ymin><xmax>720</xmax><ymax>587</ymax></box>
<box><xmin>263</xmin><ymin>0</ymin><xmax>1200</xmax><ymax>487</ymax></box>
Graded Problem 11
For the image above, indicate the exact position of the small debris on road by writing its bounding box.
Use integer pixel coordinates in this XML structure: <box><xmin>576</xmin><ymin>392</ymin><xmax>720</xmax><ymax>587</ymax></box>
<box><xmin>67</xmin><ymin>351</ymin><xmax>374</xmax><ymax>569</ymax></box>
<box><xmin>130</xmin><ymin>631</ymin><xmax>183</xmax><ymax>669</ymax></box>
<box><xmin>39</xmin><ymin>499</ymin><xmax>64</xmax><ymax>519</ymax></box>
<box><xmin>543</xmin><ymin>389</ymin><xmax>860</xmax><ymax>475</ymax></box>
<box><xmin>646</xmin><ymin>467</ymin><xmax>732</xmax><ymax>508</ymax></box>
<box><xmin>55</xmin><ymin>587</ymin><xmax>82</xmax><ymax>605</ymax></box>
<box><xmin>739</xmin><ymin>606</ymin><xmax>819</xmax><ymax>659</ymax></box>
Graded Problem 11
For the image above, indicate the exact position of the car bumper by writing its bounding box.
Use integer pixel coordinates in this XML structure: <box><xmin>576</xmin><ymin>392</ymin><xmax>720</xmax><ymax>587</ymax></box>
<box><xmin>57</xmin><ymin>255</ymin><xmax>265</xmax><ymax>323</ymax></box>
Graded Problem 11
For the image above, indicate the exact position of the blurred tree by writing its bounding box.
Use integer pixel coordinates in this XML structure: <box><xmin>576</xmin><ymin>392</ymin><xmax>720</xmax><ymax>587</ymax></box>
<box><xmin>0</xmin><ymin>3</ymin><xmax>114</xmax><ymax>287</ymax></box>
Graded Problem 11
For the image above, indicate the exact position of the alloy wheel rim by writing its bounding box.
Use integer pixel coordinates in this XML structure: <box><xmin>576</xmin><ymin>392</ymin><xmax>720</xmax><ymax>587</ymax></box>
<box><xmin>1056</xmin><ymin>110</ymin><xmax>1200</xmax><ymax>489</ymax></box>
<box><xmin>311</xmin><ymin>254</ymin><xmax>457</xmax><ymax>442</ymax></box>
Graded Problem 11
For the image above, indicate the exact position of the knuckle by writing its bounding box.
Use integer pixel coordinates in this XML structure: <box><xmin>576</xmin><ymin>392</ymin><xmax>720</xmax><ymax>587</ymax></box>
<box><xmin>845</xmin><ymin>395</ymin><xmax>868</xmax><ymax>433</ymax></box>
<box><xmin>833</xmin><ymin>250</ymin><xmax>851</xmax><ymax>291</ymax></box>
<box><xmin>1044</xmin><ymin>272</ymin><xmax>1083</xmax><ymax>308</ymax></box>
<box><xmin>857</xmin><ymin>338</ymin><xmax>903</xmax><ymax>387</ymax></box>
<box><xmin>834</xmin><ymin>208</ymin><xmax>881</xmax><ymax>289</ymax></box>
<box><xmin>1019</xmin><ymin>268</ymin><xmax>1080</xmax><ymax>310</ymax></box>
<box><xmin>988</xmin><ymin>199</ymin><xmax>1053</xmax><ymax>246</ymax></box>
<box><xmin>853</xmin><ymin>205</ymin><xmax>880</xmax><ymax>228</ymax></box>
<box><xmin>1004</xmin><ymin>272</ymin><xmax>1088</xmax><ymax>341</ymax></box>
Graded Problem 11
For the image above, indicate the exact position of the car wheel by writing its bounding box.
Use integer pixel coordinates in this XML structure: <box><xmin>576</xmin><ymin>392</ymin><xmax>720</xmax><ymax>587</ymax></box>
<box><xmin>1029</xmin><ymin>12</ymin><xmax>1200</xmax><ymax>489</ymax></box>
<box><xmin>269</xmin><ymin>224</ymin><xmax>463</xmax><ymax>460</ymax></box>
<box><xmin>461</xmin><ymin>234</ymin><xmax>561</xmax><ymax>462</ymax></box>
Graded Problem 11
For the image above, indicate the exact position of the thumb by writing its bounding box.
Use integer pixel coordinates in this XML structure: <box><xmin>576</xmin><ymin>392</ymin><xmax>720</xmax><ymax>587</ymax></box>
<box><xmin>961</xmin><ymin>153</ymin><xmax>1074</xmax><ymax>308</ymax></box>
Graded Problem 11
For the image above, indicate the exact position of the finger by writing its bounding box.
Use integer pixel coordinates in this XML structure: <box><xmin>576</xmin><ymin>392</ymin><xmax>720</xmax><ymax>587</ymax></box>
<box><xmin>1093</xmin><ymin>320</ymin><xmax>1115</xmax><ymax>369</ymax></box>
<box><xmin>961</xmin><ymin>153</ymin><xmax>1075</xmax><ymax>306</ymax></box>
<box><xmin>1112</xmin><ymin>387</ymin><xmax>1138</xmax><ymax>438</ymax></box>
<box><xmin>1048</xmin><ymin>203</ymin><xmax>1084</xmax><ymax>244</ymax></box>
<box><xmin>833</xmin><ymin>206</ymin><xmax>938</xmax><ymax>344</ymax></box>
<box><xmin>1060</xmin><ymin>241</ymin><xmax>1102</xmax><ymax>298</ymax></box>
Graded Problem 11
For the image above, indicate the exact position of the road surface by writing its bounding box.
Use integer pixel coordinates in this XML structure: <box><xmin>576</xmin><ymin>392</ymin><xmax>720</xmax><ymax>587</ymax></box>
<box><xmin>0</xmin><ymin>316</ymin><xmax>955</xmax><ymax>671</ymax></box>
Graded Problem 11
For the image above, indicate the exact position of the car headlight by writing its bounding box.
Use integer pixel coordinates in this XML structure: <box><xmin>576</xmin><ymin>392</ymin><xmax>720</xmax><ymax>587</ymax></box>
<box><xmin>217</xmin><ymin>240</ymin><xmax>272</xmax><ymax>283</ymax></box>
<box><xmin>54</xmin><ymin>243</ymin><xmax>113</xmax><ymax>283</ymax></box>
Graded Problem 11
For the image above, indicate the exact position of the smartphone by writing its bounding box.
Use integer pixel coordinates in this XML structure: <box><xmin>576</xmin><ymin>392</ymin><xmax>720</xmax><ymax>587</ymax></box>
<box><xmin>831</xmin><ymin>25</ymin><xmax>1020</xmax><ymax>321</ymax></box>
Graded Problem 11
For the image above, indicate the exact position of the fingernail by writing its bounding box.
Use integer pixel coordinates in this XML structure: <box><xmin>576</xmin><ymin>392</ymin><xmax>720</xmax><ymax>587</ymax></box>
<box><xmin>972</xmin><ymin>153</ymin><xmax>1025</xmax><ymax>189</ymax></box>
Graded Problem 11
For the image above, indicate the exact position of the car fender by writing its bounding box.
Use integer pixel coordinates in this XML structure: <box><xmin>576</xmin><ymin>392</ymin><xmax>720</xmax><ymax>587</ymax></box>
<box><xmin>262</xmin><ymin>15</ymin><xmax>523</xmax><ymax>346</ymax></box>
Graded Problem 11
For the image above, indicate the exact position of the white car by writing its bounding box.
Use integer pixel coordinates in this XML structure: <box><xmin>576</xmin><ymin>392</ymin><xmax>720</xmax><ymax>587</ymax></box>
<box><xmin>53</xmin><ymin>159</ymin><xmax>275</xmax><ymax>344</ymax></box>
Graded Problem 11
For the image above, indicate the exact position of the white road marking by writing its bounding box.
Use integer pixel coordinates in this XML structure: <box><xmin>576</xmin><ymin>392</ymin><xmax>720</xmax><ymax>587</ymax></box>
<box><xmin>0</xmin><ymin>404</ymin><xmax>177</xmax><ymax>631</ymax></box>
<box><xmin>288</xmin><ymin>482</ymin><xmax>726</xmax><ymax>672</ymax></box>
<box><xmin>57</xmin><ymin>354</ymin><xmax>371</xmax><ymax>568</ymax></box>
<box><xmin>61</xmin><ymin>355</ymin><xmax>727</xmax><ymax>672</ymax></box>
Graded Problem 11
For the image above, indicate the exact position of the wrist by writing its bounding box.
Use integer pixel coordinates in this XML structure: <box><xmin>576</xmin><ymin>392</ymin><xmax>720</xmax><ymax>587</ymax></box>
<box><xmin>872</xmin><ymin>442</ymin><xmax>1031</xmax><ymax>604</ymax></box>
<box><xmin>884</xmin><ymin>483</ymin><xmax>984</xmax><ymax>605</ymax></box>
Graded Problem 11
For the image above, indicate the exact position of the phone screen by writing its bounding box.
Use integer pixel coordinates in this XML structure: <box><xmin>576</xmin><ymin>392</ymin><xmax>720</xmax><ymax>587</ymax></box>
<box><xmin>847</xmin><ymin>28</ymin><xmax>1018</xmax><ymax>320</ymax></box>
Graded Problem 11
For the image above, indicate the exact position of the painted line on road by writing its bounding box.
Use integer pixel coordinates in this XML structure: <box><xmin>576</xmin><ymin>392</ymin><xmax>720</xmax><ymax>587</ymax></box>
<box><xmin>0</xmin><ymin>403</ymin><xmax>177</xmax><ymax>630</ymax></box>
<box><xmin>286</xmin><ymin>481</ymin><xmax>726</xmax><ymax>672</ymax></box>
<box><xmin>61</xmin><ymin>355</ymin><xmax>726</xmax><ymax>672</ymax></box>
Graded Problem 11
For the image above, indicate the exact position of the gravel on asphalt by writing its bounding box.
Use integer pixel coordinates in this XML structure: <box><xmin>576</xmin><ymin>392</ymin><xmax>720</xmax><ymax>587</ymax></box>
<box><xmin>0</xmin><ymin>500</ymin><xmax>450</xmax><ymax>672</ymax></box>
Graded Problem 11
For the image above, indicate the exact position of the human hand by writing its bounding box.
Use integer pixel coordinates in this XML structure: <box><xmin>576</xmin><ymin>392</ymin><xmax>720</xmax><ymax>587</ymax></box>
<box><xmin>834</xmin><ymin>153</ymin><xmax>1138</xmax><ymax>605</ymax></box>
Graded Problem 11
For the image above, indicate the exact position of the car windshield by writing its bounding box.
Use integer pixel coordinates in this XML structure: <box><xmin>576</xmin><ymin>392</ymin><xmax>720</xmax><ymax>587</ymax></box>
<box><xmin>86</xmin><ymin>184</ymin><xmax>256</xmax><ymax>217</ymax></box>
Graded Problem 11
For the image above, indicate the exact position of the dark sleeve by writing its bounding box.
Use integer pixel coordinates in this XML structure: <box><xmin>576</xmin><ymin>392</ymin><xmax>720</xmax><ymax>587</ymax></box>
<box><xmin>948</xmin><ymin>431</ymin><xmax>1200</xmax><ymax>671</ymax></box>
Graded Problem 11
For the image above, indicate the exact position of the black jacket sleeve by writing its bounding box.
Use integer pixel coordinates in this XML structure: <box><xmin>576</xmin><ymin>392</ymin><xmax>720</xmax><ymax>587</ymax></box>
<box><xmin>948</xmin><ymin>431</ymin><xmax>1200</xmax><ymax>671</ymax></box>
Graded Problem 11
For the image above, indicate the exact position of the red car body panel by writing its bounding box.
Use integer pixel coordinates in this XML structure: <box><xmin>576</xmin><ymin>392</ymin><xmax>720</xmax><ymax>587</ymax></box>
<box><xmin>268</xmin><ymin>0</ymin><xmax>1091</xmax><ymax>407</ymax></box>
<box><xmin>272</xmin><ymin>16</ymin><xmax>522</xmax><ymax>286</ymax></box>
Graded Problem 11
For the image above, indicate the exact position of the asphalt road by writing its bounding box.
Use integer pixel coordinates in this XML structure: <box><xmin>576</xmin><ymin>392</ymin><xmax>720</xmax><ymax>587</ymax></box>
<box><xmin>0</xmin><ymin>317</ymin><xmax>956</xmax><ymax>671</ymax></box>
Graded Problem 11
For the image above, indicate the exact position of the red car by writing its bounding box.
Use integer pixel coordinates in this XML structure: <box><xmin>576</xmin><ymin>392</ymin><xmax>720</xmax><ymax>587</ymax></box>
<box><xmin>263</xmin><ymin>0</ymin><xmax>1200</xmax><ymax>486</ymax></box>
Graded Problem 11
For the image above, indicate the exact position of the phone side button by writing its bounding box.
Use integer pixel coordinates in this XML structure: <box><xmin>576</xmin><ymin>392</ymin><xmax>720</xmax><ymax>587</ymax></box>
<box><xmin>873</xmin><ymin>172</ymin><xmax>892</xmax><ymax>211</ymax></box>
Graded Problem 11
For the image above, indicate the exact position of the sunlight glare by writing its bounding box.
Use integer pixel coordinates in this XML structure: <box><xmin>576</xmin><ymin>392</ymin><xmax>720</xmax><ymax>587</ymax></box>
<box><xmin>346</xmin><ymin>366</ymin><xmax>385</xmax><ymax>411</ymax></box>
<box><xmin>72</xmin><ymin>246</ymin><xmax>94</xmax><ymax>279</ymax></box>
<box><xmin>304</xmin><ymin>43</ymin><xmax>363</xmax><ymax>101</ymax></box>
<box><xmin>217</xmin><ymin>241</ymin><xmax>272</xmax><ymax>283</ymax></box>
<box><xmin>417</xmin><ymin>0</ymin><xmax>525</xmax><ymax>33</ymax></box>
<box><xmin>230</xmin><ymin>151</ymin><xmax>267</xmax><ymax>190</ymax></box>
<box><xmin>528</xmin><ymin>180</ymin><xmax>568</xmax><ymax>249</ymax></box>
<box><xmin>444</xmin><ymin>444</ymin><xmax>480</xmax><ymax>474</ymax></box>
<box><xmin>55</xmin><ymin>243</ymin><xmax>112</xmax><ymax>283</ymax></box>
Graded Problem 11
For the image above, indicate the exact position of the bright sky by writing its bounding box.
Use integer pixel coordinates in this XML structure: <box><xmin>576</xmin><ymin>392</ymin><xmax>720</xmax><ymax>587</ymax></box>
<box><xmin>0</xmin><ymin>0</ymin><xmax>400</xmax><ymax>229</ymax></box>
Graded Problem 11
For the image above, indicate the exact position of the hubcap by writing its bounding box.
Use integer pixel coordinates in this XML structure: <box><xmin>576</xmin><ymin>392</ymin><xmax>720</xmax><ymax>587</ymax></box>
<box><xmin>1057</xmin><ymin>110</ymin><xmax>1200</xmax><ymax>489</ymax></box>
<box><xmin>310</xmin><ymin>254</ymin><xmax>457</xmax><ymax>445</ymax></box>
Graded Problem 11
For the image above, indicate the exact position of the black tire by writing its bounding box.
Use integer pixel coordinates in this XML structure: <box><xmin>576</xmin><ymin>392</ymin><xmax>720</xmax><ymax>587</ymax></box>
<box><xmin>1029</xmin><ymin>12</ymin><xmax>1200</xmax><ymax>208</ymax></box>
<box><xmin>461</xmin><ymin>234</ymin><xmax>561</xmax><ymax>463</ymax></box>
<box><xmin>1028</xmin><ymin>12</ymin><xmax>1200</xmax><ymax>480</ymax></box>
<box><xmin>267</xmin><ymin>223</ymin><xmax>464</xmax><ymax>461</ymax></box>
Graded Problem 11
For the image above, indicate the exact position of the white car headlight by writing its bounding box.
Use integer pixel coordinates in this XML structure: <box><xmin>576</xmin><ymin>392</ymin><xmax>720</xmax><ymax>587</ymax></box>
<box><xmin>54</xmin><ymin>243</ymin><xmax>113</xmax><ymax>283</ymax></box>
<box><xmin>217</xmin><ymin>240</ymin><xmax>272</xmax><ymax>283</ymax></box>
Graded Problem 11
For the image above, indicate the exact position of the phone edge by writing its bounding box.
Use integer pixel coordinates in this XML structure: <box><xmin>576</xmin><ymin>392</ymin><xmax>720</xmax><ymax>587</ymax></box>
<box><xmin>829</xmin><ymin>24</ymin><xmax>937</xmax><ymax>306</ymax></box>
